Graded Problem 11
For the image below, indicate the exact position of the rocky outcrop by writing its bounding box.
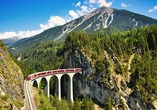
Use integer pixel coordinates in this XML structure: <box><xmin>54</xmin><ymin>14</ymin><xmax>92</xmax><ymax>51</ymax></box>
<box><xmin>62</xmin><ymin>49</ymin><xmax>157</xmax><ymax>110</ymax></box>
<box><xmin>0</xmin><ymin>42</ymin><xmax>24</xmax><ymax>109</ymax></box>
<box><xmin>54</xmin><ymin>6</ymin><xmax>114</xmax><ymax>41</ymax></box>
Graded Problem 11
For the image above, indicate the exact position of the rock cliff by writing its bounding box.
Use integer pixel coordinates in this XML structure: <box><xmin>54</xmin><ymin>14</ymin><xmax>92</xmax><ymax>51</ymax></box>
<box><xmin>0</xmin><ymin>41</ymin><xmax>24</xmax><ymax>109</ymax></box>
<box><xmin>62</xmin><ymin>49</ymin><xmax>157</xmax><ymax>110</ymax></box>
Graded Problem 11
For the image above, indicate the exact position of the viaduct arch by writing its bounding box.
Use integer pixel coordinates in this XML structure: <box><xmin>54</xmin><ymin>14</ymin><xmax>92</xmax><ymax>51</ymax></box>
<box><xmin>28</xmin><ymin>68</ymin><xmax>82</xmax><ymax>102</ymax></box>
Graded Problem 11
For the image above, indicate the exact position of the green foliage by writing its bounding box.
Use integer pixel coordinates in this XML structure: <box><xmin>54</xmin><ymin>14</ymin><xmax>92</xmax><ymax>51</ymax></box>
<box><xmin>81</xmin><ymin>96</ymin><xmax>94</xmax><ymax>110</ymax></box>
<box><xmin>64</xmin><ymin>25</ymin><xmax>157</xmax><ymax>105</ymax></box>
<box><xmin>64</xmin><ymin>30</ymin><xmax>107</xmax><ymax>61</ymax></box>
<box><xmin>50</xmin><ymin>95</ymin><xmax>60</xmax><ymax>110</ymax></box>
<box><xmin>95</xmin><ymin>60</ymin><xmax>105</xmax><ymax>72</ymax></box>
<box><xmin>68</xmin><ymin>101</ymin><xmax>74</xmax><ymax>110</ymax></box>
<box><xmin>60</xmin><ymin>99</ymin><xmax>69</xmax><ymax>110</ymax></box>
<box><xmin>73</xmin><ymin>98</ymin><xmax>81</xmax><ymax>110</ymax></box>
<box><xmin>12</xmin><ymin>99</ymin><xmax>23</xmax><ymax>109</ymax></box>
<box><xmin>104</xmin><ymin>97</ymin><xmax>112</xmax><ymax>110</ymax></box>
<box><xmin>39</xmin><ymin>93</ymin><xmax>52</xmax><ymax>110</ymax></box>
<box><xmin>50</xmin><ymin>76</ymin><xmax>56</xmax><ymax>94</ymax></box>
<box><xmin>49</xmin><ymin>95</ymin><xmax>94</xmax><ymax>110</ymax></box>
<box><xmin>19</xmin><ymin>41</ymin><xmax>64</xmax><ymax>77</ymax></box>
<box><xmin>39</xmin><ymin>79</ymin><xmax>45</xmax><ymax>90</ymax></box>
<box><xmin>1</xmin><ymin>94</ymin><xmax>10</xmax><ymax>101</ymax></box>
<box><xmin>130</xmin><ymin>52</ymin><xmax>157</xmax><ymax>102</ymax></box>
<box><xmin>115</xmin><ymin>63</ymin><xmax>123</xmax><ymax>74</ymax></box>
<box><xmin>0</xmin><ymin>40</ymin><xmax>7</xmax><ymax>52</ymax></box>
<box><xmin>0</xmin><ymin>40</ymin><xmax>4</xmax><ymax>47</ymax></box>
<box><xmin>128</xmin><ymin>25</ymin><xmax>157</xmax><ymax>103</ymax></box>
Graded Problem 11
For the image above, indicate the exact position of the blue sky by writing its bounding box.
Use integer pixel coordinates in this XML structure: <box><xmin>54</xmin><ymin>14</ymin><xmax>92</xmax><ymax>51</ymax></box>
<box><xmin>0</xmin><ymin>0</ymin><xmax>157</xmax><ymax>39</ymax></box>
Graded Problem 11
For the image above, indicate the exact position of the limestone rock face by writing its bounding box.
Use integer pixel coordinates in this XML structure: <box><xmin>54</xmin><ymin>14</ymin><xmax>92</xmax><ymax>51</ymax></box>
<box><xmin>62</xmin><ymin>49</ymin><xmax>157</xmax><ymax>110</ymax></box>
<box><xmin>0</xmin><ymin>42</ymin><xmax>24</xmax><ymax>109</ymax></box>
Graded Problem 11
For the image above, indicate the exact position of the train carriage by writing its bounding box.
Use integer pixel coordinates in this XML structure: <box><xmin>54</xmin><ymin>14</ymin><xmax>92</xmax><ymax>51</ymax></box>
<box><xmin>27</xmin><ymin>68</ymin><xmax>82</xmax><ymax>81</ymax></box>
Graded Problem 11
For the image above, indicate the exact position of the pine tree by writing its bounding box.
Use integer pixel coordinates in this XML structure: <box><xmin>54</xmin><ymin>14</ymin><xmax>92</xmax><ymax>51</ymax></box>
<box><xmin>73</xmin><ymin>98</ymin><xmax>81</xmax><ymax>110</ymax></box>
<box><xmin>82</xmin><ymin>97</ymin><xmax>94</xmax><ymax>110</ymax></box>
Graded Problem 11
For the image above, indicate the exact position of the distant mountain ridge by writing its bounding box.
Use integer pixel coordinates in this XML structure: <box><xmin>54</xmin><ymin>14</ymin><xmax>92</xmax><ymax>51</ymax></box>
<box><xmin>9</xmin><ymin>6</ymin><xmax>157</xmax><ymax>56</ymax></box>
<box><xmin>1</xmin><ymin>36</ymin><xmax>20</xmax><ymax>46</ymax></box>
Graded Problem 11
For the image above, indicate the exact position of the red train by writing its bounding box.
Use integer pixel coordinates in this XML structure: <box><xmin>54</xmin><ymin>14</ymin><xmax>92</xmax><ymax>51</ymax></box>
<box><xmin>27</xmin><ymin>68</ymin><xmax>82</xmax><ymax>81</ymax></box>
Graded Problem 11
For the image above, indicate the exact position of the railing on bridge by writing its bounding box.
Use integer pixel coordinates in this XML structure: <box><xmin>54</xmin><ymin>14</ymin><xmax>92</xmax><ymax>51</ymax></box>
<box><xmin>27</xmin><ymin>68</ymin><xmax>82</xmax><ymax>81</ymax></box>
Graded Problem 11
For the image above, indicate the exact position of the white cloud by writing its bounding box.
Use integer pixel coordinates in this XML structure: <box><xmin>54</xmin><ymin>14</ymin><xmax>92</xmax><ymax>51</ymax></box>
<box><xmin>0</xmin><ymin>0</ymin><xmax>113</xmax><ymax>39</ymax></box>
<box><xmin>148</xmin><ymin>9</ymin><xmax>154</xmax><ymax>13</ymax></box>
<box><xmin>0</xmin><ymin>16</ymin><xmax>68</xmax><ymax>39</ymax></box>
<box><xmin>77</xmin><ymin>10</ymin><xmax>84</xmax><ymax>16</ymax></box>
<box><xmin>98</xmin><ymin>0</ymin><xmax>112</xmax><ymax>7</ymax></box>
<box><xmin>17</xmin><ymin>30</ymin><xmax>43</xmax><ymax>38</ymax></box>
<box><xmin>75</xmin><ymin>2</ymin><xmax>81</xmax><ymax>7</ymax></box>
<box><xmin>154</xmin><ymin>6</ymin><xmax>157</xmax><ymax>10</ymax></box>
<box><xmin>89</xmin><ymin>0</ymin><xmax>96</xmax><ymax>4</ymax></box>
<box><xmin>76</xmin><ymin>4</ymin><xmax>95</xmax><ymax>16</ymax></box>
<box><xmin>148</xmin><ymin>5</ymin><xmax>157</xmax><ymax>12</ymax></box>
<box><xmin>84</xmin><ymin>0</ymin><xmax>112</xmax><ymax>7</ymax></box>
<box><xmin>121</xmin><ymin>3</ymin><xmax>127</xmax><ymax>8</ymax></box>
<box><xmin>121</xmin><ymin>3</ymin><xmax>131</xmax><ymax>8</ymax></box>
<box><xmin>0</xmin><ymin>32</ymin><xmax>17</xmax><ymax>39</ymax></box>
<box><xmin>0</xmin><ymin>30</ymin><xmax>44</xmax><ymax>39</ymax></box>
<box><xmin>40</xmin><ymin>16</ymin><xmax>66</xmax><ymax>30</ymax></box>
<box><xmin>69</xmin><ymin>10</ymin><xmax>79</xmax><ymax>19</ymax></box>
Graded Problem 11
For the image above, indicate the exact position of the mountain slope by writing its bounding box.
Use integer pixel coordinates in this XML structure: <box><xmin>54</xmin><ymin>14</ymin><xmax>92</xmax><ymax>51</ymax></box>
<box><xmin>9</xmin><ymin>6</ymin><xmax>157</xmax><ymax>56</ymax></box>
<box><xmin>0</xmin><ymin>41</ymin><xmax>24</xmax><ymax>109</ymax></box>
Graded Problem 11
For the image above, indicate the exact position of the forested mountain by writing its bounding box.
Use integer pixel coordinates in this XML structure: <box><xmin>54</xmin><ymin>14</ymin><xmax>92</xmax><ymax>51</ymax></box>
<box><xmin>18</xmin><ymin>41</ymin><xmax>64</xmax><ymax>77</ymax></box>
<box><xmin>19</xmin><ymin>25</ymin><xmax>157</xmax><ymax>109</ymax></box>
<box><xmin>0</xmin><ymin>41</ymin><xmax>24</xmax><ymax>109</ymax></box>
<box><xmin>8</xmin><ymin>6</ymin><xmax>157</xmax><ymax>56</ymax></box>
